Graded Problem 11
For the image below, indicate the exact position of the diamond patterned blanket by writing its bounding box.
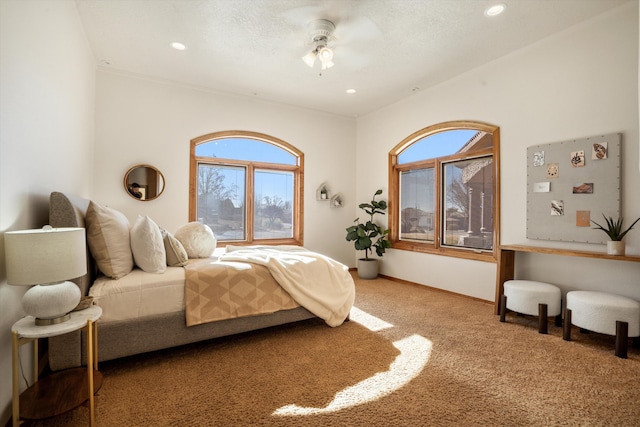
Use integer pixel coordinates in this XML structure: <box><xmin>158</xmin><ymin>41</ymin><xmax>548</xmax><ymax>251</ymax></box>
<box><xmin>220</xmin><ymin>246</ymin><xmax>355</xmax><ymax>327</ymax></box>
<box><xmin>184</xmin><ymin>259</ymin><xmax>300</xmax><ymax>327</ymax></box>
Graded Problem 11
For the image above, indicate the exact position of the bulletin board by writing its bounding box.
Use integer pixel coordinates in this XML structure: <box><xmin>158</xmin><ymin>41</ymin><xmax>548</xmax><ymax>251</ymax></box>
<box><xmin>526</xmin><ymin>132</ymin><xmax>621</xmax><ymax>244</ymax></box>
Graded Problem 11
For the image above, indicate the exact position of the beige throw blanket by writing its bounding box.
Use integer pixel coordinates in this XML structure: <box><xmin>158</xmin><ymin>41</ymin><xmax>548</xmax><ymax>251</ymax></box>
<box><xmin>220</xmin><ymin>246</ymin><xmax>355</xmax><ymax>327</ymax></box>
<box><xmin>184</xmin><ymin>259</ymin><xmax>300</xmax><ymax>327</ymax></box>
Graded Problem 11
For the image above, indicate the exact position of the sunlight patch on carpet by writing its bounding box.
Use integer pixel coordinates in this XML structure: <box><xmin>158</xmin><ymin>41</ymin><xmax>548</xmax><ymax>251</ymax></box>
<box><xmin>272</xmin><ymin>334</ymin><xmax>432</xmax><ymax>416</ymax></box>
<box><xmin>349</xmin><ymin>306</ymin><xmax>394</xmax><ymax>331</ymax></box>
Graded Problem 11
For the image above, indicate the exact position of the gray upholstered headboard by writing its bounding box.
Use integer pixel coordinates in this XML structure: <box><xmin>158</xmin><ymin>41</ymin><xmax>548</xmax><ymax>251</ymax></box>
<box><xmin>49</xmin><ymin>191</ymin><xmax>96</xmax><ymax>295</ymax></box>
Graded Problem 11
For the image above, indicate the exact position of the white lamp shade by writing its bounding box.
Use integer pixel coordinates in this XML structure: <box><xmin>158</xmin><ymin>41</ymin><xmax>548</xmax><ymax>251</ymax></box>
<box><xmin>318</xmin><ymin>47</ymin><xmax>334</xmax><ymax>70</ymax></box>
<box><xmin>321</xmin><ymin>60</ymin><xmax>334</xmax><ymax>70</ymax></box>
<box><xmin>318</xmin><ymin>46</ymin><xmax>333</xmax><ymax>62</ymax></box>
<box><xmin>302</xmin><ymin>51</ymin><xmax>317</xmax><ymax>67</ymax></box>
<box><xmin>5</xmin><ymin>227</ymin><xmax>87</xmax><ymax>286</ymax></box>
<box><xmin>5</xmin><ymin>227</ymin><xmax>87</xmax><ymax>324</ymax></box>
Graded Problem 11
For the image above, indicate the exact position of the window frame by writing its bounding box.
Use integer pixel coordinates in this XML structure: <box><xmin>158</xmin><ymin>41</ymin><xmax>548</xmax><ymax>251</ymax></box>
<box><xmin>388</xmin><ymin>121</ymin><xmax>500</xmax><ymax>262</ymax></box>
<box><xmin>190</xmin><ymin>131</ymin><xmax>304</xmax><ymax>247</ymax></box>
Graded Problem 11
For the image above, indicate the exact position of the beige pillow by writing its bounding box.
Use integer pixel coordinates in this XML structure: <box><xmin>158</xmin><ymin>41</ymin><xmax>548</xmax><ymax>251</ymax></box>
<box><xmin>130</xmin><ymin>216</ymin><xmax>166</xmax><ymax>273</ymax></box>
<box><xmin>160</xmin><ymin>228</ymin><xmax>188</xmax><ymax>267</ymax></box>
<box><xmin>85</xmin><ymin>201</ymin><xmax>133</xmax><ymax>279</ymax></box>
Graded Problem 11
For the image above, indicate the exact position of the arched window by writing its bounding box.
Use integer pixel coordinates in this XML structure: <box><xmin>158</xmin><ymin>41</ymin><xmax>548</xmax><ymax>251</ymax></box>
<box><xmin>190</xmin><ymin>131</ymin><xmax>304</xmax><ymax>246</ymax></box>
<box><xmin>389</xmin><ymin>121</ymin><xmax>500</xmax><ymax>261</ymax></box>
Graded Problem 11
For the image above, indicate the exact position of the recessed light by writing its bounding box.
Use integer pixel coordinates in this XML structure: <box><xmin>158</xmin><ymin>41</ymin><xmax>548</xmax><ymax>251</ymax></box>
<box><xmin>171</xmin><ymin>42</ymin><xmax>186</xmax><ymax>50</ymax></box>
<box><xmin>484</xmin><ymin>3</ymin><xmax>506</xmax><ymax>17</ymax></box>
<box><xmin>346</xmin><ymin>89</ymin><xmax>356</xmax><ymax>94</ymax></box>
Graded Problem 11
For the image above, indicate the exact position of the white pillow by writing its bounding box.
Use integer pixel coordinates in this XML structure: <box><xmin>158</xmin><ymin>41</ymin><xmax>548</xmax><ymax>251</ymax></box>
<box><xmin>130</xmin><ymin>215</ymin><xmax>167</xmax><ymax>273</ymax></box>
<box><xmin>174</xmin><ymin>222</ymin><xmax>217</xmax><ymax>258</ymax></box>
<box><xmin>85</xmin><ymin>201</ymin><xmax>133</xmax><ymax>279</ymax></box>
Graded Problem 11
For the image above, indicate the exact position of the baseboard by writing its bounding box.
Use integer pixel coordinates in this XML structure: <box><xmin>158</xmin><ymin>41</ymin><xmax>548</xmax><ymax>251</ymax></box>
<box><xmin>378</xmin><ymin>273</ymin><xmax>493</xmax><ymax>305</ymax></box>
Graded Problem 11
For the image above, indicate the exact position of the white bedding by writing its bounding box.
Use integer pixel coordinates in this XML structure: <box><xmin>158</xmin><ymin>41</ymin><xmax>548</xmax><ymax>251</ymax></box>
<box><xmin>89</xmin><ymin>246</ymin><xmax>355</xmax><ymax>327</ymax></box>
<box><xmin>90</xmin><ymin>266</ymin><xmax>186</xmax><ymax>322</ymax></box>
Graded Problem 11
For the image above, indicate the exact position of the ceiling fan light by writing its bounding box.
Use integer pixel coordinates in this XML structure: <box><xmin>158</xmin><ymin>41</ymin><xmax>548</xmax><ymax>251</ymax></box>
<box><xmin>321</xmin><ymin>60</ymin><xmax>334</xmax><ymax>70</ymax></box>
<box><xmin>318</xmin><ymin>46</ymin><xmax>333</xmax><ymax>62</ymax></box>
<box><xmin>303</xmin><ymin>21</ymin><xmax>336</xmax><ymax>72</ymax></box>
<box><xmin>302</xmin><ymin>51</ymin><xmax>317</xmax><ymax>68</ymax></box>
<box><xmin>318</xmin><ymin>46</ymin><xmax>334</xmax><ymax>70</ymax></box>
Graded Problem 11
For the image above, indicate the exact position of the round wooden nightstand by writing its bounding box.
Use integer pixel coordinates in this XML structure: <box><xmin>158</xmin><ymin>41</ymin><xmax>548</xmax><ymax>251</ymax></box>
<box><xmin>11</xmin><ymin>305</ymin><xmax>102</xmax><ymax>426</ymax></box>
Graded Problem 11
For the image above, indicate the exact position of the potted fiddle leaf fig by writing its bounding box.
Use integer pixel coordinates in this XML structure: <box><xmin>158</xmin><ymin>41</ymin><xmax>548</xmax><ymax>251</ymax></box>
<box><xmin>345</xmin><ymin>189</ymin><xmax>392</xmax><ymax>279</ymax></box>
<box><xmin>591</xmin><ymin>214</ymin><xmax>640</xmax><ymax>255</ymax></box>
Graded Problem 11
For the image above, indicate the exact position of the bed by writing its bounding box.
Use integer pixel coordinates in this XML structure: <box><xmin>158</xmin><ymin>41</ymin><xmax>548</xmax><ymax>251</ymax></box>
<box><xmin>47</xmin><ymin>191</ymin><xmax>355</xmax><ymax>371</ymax></box>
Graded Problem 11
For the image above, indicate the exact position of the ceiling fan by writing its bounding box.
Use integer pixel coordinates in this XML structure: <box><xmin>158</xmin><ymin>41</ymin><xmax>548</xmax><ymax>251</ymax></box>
<box><xmin>301</xmin><ymin>19</ymin><xmax>337</xmax><ymax>70</ymax></box>
<box><xmin>283</xmin><ymin>4</ymin><xmax>383</xmax><ymax>72</ymax></box>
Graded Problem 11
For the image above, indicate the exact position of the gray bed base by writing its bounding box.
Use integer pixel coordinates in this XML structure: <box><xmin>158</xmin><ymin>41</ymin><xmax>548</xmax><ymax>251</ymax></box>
<box><xmin>48</xmin><ymin>191</ymin><xmax>315</xmax><ymax>371</ymax></box>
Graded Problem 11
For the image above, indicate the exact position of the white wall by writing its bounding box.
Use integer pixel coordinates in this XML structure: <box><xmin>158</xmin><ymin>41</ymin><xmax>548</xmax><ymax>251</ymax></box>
<box><xmin>92</xmin><ymin>71</ymin><xmax>357</xmax><ymax>265</ymax></box>
<box><xmin>0</xmin><ymin>1</ymin><xmax>96</xmax><ymax>424</ymax></box>
<box><xmin>0</xmin><ymin>2</ymin><xmax>637</xmax><ymax>424</ymax></box>
<box><xmin>356</xmin><ymin>2</ymin><xmax>639</xmax><ymax>302</ymax></box>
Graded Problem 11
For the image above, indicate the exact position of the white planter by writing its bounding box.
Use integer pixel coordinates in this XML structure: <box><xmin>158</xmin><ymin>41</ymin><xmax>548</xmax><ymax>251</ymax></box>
<box><xmin>357</xmin><ymin>258</ymin><xmax>379</xmax><ymax>280</ymax></box>
<box><xmin>607</xmin><ymin>240</ymin><xmax>625</xmax><ymax>256</ymax></box>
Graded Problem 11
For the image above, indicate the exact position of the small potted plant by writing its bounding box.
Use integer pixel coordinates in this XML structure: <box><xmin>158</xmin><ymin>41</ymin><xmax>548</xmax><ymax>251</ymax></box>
<box><xmin>320</xmin><ymin>186</ymin><xmax>328</xmax><ymax>200</ymax></box>
<box><xmin>345</xmin><ymin>189</ymin><xmax>392</xmax><ymax>279</ymax></box>
<box><xmin>591</xmin><ymin>214</ymin><xmax>640</xmax><ymax>255</ymax></box>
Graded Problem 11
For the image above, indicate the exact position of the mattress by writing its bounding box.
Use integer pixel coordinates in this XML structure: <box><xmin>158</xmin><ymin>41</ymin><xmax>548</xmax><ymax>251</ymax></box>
<box><xmin>90</xmin><ymin>266</ymin><xmax>186</xmax><ymax>322</ymax></box>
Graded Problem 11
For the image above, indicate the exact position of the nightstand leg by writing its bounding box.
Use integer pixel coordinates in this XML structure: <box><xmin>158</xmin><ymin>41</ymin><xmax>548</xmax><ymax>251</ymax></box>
<box><xmin>32</xmin><ymin>338</ymin><xmax>38</xmax><ymax>383</ymax></box>
<box><xmin>93</xmin><ymin>321</ymin><xmax>99</xmax><ymax>371</ymax></box>
<box><xmin>12</xmin><ymin>331</ymin><xmax>19</xmax><ymax>427</ymax></box>
<box><xmin>87</xmin><ymin>319</ymin><xmax>95</xmax><ymax>426</ymax></box>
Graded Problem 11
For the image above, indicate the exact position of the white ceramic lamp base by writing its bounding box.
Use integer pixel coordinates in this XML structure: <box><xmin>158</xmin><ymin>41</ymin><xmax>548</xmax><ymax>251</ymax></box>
<box><xmin>22</xmin><ymin>281</ymin><xmax>81</xmax><ymax>325</ymax></box>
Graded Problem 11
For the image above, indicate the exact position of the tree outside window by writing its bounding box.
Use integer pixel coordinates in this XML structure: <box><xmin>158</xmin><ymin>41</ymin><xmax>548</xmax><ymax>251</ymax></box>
<box><xmin>190</xmin><ymin>132</ymin><xmax>303</xmax><ymax>246</ymax></box>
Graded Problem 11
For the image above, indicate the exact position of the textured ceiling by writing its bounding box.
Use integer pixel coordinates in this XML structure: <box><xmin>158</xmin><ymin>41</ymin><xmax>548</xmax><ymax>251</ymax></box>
<box><xmin>75</xmin><ymin>0</ymin><xmax>629</xmax><ymax>117</ymax></box>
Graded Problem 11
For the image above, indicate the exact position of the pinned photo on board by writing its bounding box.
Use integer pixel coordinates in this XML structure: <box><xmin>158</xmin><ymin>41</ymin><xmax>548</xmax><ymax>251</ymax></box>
<box><xmin>533</xmin><ymin>151</ymin><xmax>545</xmax><ymax>166</ymax></box>
<box><xmin>570</xmin><ymin>150</ymin><xmax>585</xmax><ymax>167</ymax></box>
<box><xmin>572</xmin><ymin>182</ymin><xmax>593</xmax><ymax>194</ymax></box>
<box><xmin>533</xmin><ymin>182</ymin><xmax>550</xmax><ymax>193</ymax></box>
<box><xmin>551</xmin><ymin>200</ymin><xmax>564</xmax><ymax>216</ymax></box>
<box><xmin>576</xmin><ymin>210</ymin><xmax>590</xmax><ymax>227</ymax></box>
<box><xmin>592</xmin><ymin>142</ymin><xmax>608</xmax><ymax>160</ymax></box>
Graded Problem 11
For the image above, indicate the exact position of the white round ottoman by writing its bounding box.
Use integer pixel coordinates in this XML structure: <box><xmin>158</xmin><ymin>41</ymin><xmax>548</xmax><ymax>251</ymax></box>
<box><xmin>499</xmin><ymin>280</ymin><xmax>562</xmax><ymax>334</ymax></box>
<box><xmin>564</xmin><ymin>291</ymin><xmax>640</xmax><ymax>358</ymax></box>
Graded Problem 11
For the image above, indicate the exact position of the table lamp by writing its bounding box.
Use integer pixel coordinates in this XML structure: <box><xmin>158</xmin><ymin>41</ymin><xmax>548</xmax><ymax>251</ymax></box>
<box><xmin>4</xmin><ymin>226</ymin><xmax>86</xmax><ymax>325</ymax></box>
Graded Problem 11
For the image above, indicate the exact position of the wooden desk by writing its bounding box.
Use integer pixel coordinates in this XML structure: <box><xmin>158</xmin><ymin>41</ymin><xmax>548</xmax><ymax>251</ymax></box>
<box><xmin>495</xmin><ymin>245</ymin><xmax>640</xmax><ymax>314</ymax></box>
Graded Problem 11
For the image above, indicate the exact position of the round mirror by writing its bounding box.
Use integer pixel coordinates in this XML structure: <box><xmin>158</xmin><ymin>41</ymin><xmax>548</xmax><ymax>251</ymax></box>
<box><xmin>124</xmin><ymin>164</ymin><xmax>165</xmax><ymax>201</ymax></box>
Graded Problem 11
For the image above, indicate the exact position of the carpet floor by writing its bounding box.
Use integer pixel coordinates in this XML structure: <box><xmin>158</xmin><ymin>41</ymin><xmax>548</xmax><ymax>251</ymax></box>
<box><xmin>24</xmin><ymin>274</ymin><xmax>640</xmax><ymax>426</ymax></box>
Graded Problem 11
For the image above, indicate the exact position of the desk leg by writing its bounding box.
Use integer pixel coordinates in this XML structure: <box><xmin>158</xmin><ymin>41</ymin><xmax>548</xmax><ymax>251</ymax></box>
<box><xmin>495</xmin><ymin>249</ymin><xmax>515</xmax><ymax>315</ymax></box>
<box><xmin>12</xmin><ymin>331</ymin><xmax>19</xmax><ymax>427</ymax></box>
<box><xmin>87</xmin><ymin>319</ymin><xmax>95</xmax><ymax>426</ymax></box>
